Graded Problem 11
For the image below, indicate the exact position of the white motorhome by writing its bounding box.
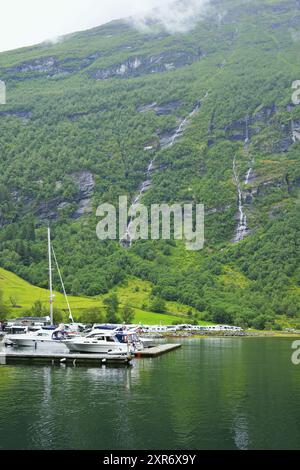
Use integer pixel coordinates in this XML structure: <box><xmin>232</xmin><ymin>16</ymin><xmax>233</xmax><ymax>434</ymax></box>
<box><xmin>200</xmin><ymin>325</ymin><xmax>243</xmax><ymax>332</ymax></box>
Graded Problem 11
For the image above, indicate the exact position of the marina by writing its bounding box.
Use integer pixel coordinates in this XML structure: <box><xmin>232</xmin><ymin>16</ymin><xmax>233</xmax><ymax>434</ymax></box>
<box><xmin>0</xmin><ymin>342</ymin><xmax>181</xmax><ymax>366</ymax></box>
<box><xmin>0</xmin><ymin>229</ymin><xmax>183</xmax><ymax>363</ymax></box>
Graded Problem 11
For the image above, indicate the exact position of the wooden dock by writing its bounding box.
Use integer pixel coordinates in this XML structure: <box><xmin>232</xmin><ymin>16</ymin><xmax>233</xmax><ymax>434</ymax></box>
<box><xmin>0</xmin><ymin>343</ymin><xmax>182</xmax><ymax>366</ymax></box>
<box><xmin>0</xmin><ymin>351</ymin><xmax>133</xmax><ymax>366</ymax></box>
<box><xmin>135</xmin><ymin>343</ymin><xmax>181</xmax><ymax>357</ymax></box>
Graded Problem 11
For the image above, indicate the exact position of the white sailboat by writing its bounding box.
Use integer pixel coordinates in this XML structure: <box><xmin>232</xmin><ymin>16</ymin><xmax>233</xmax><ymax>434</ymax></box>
<box><xmin>5</xmin><ymin>228</ymin><xmax>76</xmax><ymax>348</ymax></box>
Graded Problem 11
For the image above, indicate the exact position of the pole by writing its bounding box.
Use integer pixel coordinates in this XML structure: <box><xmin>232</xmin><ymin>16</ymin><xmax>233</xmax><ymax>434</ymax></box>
<box><xmin>51</xmin><ymin>244</ymin><xmax>74</xmax><ymax>323</ymax></box>
<box><xmin>48</xmin><ymin>227</ymin><xmax>54</xmax><ymax>325</ymax></box>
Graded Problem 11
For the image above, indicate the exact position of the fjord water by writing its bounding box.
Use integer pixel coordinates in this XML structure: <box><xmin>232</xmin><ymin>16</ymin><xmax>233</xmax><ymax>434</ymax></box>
<box><xmin>1</xmin><ymin>338</ymin><xmax>300</xmax><ymax>450</ymax></box>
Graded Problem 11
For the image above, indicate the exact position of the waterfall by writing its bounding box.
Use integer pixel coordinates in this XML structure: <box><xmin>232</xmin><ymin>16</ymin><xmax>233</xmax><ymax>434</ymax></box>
<box><xmin>244</xmin><ymin>115</ymin><xmax>255</xmax><ymax>186</ymax></box>
<box><xmin>233</xmin><ymin>156</ymin><xmax>248</xmax><ymax>243</ymax></box>
<box><xmin>121</xmin><ymin>153</ymin><xmax>157</xmax><ymax>246</ymax></box>
<box><xmin>121</xmin><ymin>179</ymin><xmax>151</xmax><ymax>247</ymax></box>
<box><xmin>232</xmin><ymin>114</ymin><xmax>256</xmax><ymax>242</ymax></box>
<box><xmin>245</xmin><ymin>168</ymin><xmax>252</xmax><ymax>185</ymax></box>
<box><xmin>244</xmin><ymin>115</ymin><xmax>249</xmax><ymax>145</ymax></box>
<box><xmin>291</xmin><ymin>119</ymin><xmax>300</xmax><ymax>143</ymax></box>
<box><xmin>120</xmin><ymin>101</ymin><xmax>202</xmax><ymax>246</ymax></box>
<box><xmin>163</xmin><ymin>103</ymin><xmax>201</xmax><ymax>149</ymax></box>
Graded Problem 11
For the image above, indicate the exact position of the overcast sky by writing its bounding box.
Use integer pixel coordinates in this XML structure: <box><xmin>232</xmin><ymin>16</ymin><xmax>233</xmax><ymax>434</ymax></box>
<box><xmin>0</xmin><ymin>0</ymin><xmax>168</xmax><ymax>53</ymax></box>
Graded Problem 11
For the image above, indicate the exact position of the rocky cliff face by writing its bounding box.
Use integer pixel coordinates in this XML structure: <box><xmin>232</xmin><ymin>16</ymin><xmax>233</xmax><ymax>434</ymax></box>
<box><xmin>90</xmin><ymin>48</ymin><xmax>203</xmax><ymax>80</ymax></box>
<box><xmin>0</xmin><ymin>55</ymin><xmax>99</xmax><ymax>81</ymax></box>
<box><xmin>10</xmin><ymin>171</ymin><xmax>94</xmax><ymax>223</ymax></box>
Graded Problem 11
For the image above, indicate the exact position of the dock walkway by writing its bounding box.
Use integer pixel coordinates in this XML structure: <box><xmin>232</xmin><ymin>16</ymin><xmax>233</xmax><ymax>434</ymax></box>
<box><xmin>0</xmin><ymin>351</ymin><xmax>132</xmax><ymax>366</ymax></box>
<box><xmin>135</xmin><ymin>343</ymin><xmax>181</xmax><ymax>357</ymax></box>
<box><xmin>0</xmin><ymin>343</ymin><xmax>181</xmax><ymax>366</ymax></box>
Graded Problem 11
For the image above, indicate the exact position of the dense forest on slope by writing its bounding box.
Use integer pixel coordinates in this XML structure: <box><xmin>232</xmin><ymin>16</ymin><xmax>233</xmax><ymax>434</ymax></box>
<box><xmin>0</xmin><ymin>0</ymin><xmax>300</xmax><ymax>328</ymax></box>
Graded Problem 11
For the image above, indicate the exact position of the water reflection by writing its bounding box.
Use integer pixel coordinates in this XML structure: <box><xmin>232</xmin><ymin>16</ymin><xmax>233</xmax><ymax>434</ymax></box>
<box><xmin>1</xmin><ymin>338</ymin><xmax>300</xmax><ymax>449</ymax></box>
<box><xmin>233</xmin><ymin>413</ymin><xmax>249</xmax><ymax>450</ymax></box>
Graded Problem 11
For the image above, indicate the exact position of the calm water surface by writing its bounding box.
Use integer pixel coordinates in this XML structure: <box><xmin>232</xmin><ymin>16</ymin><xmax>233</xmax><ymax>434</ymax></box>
<box><xmin>0</xmin><ymin>338</ymin><xmax>300</xmax><ymax>450</ymax></box>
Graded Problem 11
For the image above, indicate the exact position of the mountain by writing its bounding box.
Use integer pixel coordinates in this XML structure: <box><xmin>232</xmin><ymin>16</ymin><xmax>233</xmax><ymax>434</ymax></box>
<box><xmin>0</xmin><ymin>0</ymin><xmax>299</xmax><ymax>328</ymax></box>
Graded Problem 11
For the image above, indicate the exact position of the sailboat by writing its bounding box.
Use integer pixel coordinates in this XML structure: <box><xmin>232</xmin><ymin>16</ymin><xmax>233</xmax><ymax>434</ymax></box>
<box><xmin>4</xmin><ymin>228</ymin><xmax>80</xmax><ymax>348</ymax></box>
<box><xmin>5</xmin><ymin>229</ymin><xmax>134</xmax><ymax>359</ymax></box>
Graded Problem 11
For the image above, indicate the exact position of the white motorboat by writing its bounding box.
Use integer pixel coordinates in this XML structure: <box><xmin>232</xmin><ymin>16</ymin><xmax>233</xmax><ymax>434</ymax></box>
<box><xmin>92</xmin><ymin>325</ymin><xmax>145</xmax><ymax>351</ymax></box>
<box><xmin>4</xmin><ymin>325</ymin><xmax>68</xmax><ymax>348</ymax></box>
<box><xmin>4</xmin><ymin>325</ymin><xmax>30</xmax><ymax>335</ymax></box>
<box><xmin>62</xmin><ymin>330</ymin><xmax>133</xmax><ymax>354</ymax></box>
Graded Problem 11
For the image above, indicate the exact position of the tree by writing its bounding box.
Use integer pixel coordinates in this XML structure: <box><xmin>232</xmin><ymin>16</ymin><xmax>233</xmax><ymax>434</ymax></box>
<box><xmin>251</xmin><ymin>314</ymin><xmax>274</xmax><ymax>330</ymax></box>
<box><xmin>71</xmin><ymin>279</ymin><xmax>81</xmax><ymax>296</ymax></box>
<box><xmin>121</xmin><ymin>304</ymin><xmax>135</xmax><ymax>324</ymax></box>
<box><xmin>210</xmin><ymin>305</ymin><xmax>233</xmax><ymax>325</ymax></box>
<box><xmin>9</xmin><ymin>296</ymin><xmax>18</xmax><ymax>308</ymax></box>
<box><xmin>104</xmin><ymin>293</ymin><xmax>119</xmax><ymax>323</ymax></box>
<box><xmin>30</xmin><ymin>300</ymin><xmax>48</xmax><ymax>317</ymax></box>
<box><xmin>150</xmin><ymin>296</ymin><xmax>166</xmax><ymax>313</ymax></box>
<box><xmin>80</xmin><ymin>307</ymin><xmax>105</xmax><ymax>325</ymax></box>
<box><xmin>53</xmin><ymin>308</ymin><xmax>63</xmax><ymax>324</ymax></box>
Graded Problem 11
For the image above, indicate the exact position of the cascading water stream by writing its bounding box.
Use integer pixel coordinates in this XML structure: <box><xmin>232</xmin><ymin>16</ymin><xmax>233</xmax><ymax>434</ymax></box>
<box><xmin>164</xmin><ymin>103</ymin><xmax>201</xmax><ymax>149</ymax></box>
<box><xmin>233</xmin><ymin>156</ymin><xmax>248</xmax><ymax>243</ymax></box>
<box><xmin>291</xmin><ymin>119</ymin><xmax>300</xmax><ymax>143</ymax></box>
<box><xmin>244</xmin><ymin>115</ymin><xmax>254</xmax><ymax>185</ymax></box>
<box><xmin>121</xmin><ymin>101</ymin><xmax>202</xmax><ymax>246</ymax></box>
<box><xmin>244</xmin><ymin>168</ymin><xmax>252</xmax><ymax>185</ymax></box>
<box><xmin>244</xmin><ymin>115</ymin><xmax>249</xmax><ymax>145</ymax></box>
<box><xmin>233</xmin><ymin>116</ymin><xmax>253</xmax><ymax>243</ymax></box>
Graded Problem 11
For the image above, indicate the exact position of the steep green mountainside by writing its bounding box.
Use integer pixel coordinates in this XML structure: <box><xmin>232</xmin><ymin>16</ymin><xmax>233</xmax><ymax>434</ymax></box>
<box><xmin>0</xmin><ymin>0</ymin><xmax>300</xmax><ymax>328</ymax></box>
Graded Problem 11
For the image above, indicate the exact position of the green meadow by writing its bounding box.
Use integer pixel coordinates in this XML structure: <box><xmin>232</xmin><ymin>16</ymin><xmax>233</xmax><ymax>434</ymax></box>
<box><xmin>0</xmin><ymin>267</ymin><xmax>191</xmax><ymax>324</ymax></box>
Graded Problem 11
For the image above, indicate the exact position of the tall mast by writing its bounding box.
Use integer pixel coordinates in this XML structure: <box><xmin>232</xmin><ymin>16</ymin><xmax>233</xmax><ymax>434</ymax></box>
<box><xmin>48</xmin><ymin>227</ymin><xmax>54</xmax><ymax>325</ymax></box>
<box><xmin>51</xmin><ymin>244</ymin><xmax>74</xmax><ymax>323</ymax></box>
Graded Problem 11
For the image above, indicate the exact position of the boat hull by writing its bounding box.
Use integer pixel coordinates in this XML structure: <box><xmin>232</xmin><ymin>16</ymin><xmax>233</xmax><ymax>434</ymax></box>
<box><xmin>63</xmin><ymin>341</ymin><xmax>129</xmax><ymax>354</ymax></box>
<box><xmin>5</xmin><ymin>335</ymin><xmax>66</xmax><ymax>348</ymax></box>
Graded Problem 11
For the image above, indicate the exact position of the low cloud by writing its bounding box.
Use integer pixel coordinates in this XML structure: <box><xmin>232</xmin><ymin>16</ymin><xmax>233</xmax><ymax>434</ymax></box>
<box><xmin>130</xmin><ymin>0</ymin><xmax>211</xmax><ymax>34</ymax></box>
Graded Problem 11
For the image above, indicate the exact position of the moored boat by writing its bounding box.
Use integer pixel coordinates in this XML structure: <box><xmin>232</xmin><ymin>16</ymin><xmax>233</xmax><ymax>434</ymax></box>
<box><xmin>62</xmin><ymin>330</ymin><xmax>133</xmax><ymax>354</ymax></box>
<box><xmin>4</xmin><ymin>325</ymin><xmax>68</xmax><ymax>347</ymax></box>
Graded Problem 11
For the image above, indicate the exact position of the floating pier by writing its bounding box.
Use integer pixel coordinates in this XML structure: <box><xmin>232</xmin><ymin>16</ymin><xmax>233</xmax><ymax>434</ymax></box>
<box><xmin>0</xmin><ymin>343</ymin><xmax>181</xmax><ymax>367</ymax></box>
<box><xmin>135</xmin><ymin>343</ymin><xmax>181</xmax><ymax>357</ymax></box>
<box><xmin>0</xmin><ymin>351</ymin><xmax>133</xmax><ymax>366</ymax></box>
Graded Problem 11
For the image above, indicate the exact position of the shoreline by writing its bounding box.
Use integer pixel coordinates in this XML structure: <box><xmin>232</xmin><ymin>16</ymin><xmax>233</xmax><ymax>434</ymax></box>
<box><xmin>158</xmin><ymin>331</ymin><xmax>300</xmax><ymax>339</ymax></box>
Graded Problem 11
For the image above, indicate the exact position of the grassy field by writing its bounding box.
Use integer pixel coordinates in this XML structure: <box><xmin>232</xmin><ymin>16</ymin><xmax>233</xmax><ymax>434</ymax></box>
<box><xmin>0</xmin><ymin>268</ymin><xmax>189</xmax><ymax>325</ymax></box>
<box><xmin>0</xmin><ymin>267</ymin><xmax>100</xmax><ymax>317</ymax></box>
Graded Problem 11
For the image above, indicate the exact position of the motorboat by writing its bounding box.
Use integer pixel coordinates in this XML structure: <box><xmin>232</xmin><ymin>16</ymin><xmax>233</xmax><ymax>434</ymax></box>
<box><xmin>92</xmin><ymin>324</ymin><xmax>158</xmax><ymax>350</ymax></box>
<box><xmin>4</xmin><ymin>325</ymin><xmax>30</xmax><ymax>335</ymax></box>
<box><xmin>4</xmin><ymin>325</ymin><xmax>69</xmax><ymax>347</ymax></box>
<box><xmin>62</xmin><ymin>330</ymin><xmax>134</xmax><ymax>354</ymax></box>
<box><xmin>91</xmin><ymin>324</ymin><xmax>145</xmax><ymax>351</ymax></box>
